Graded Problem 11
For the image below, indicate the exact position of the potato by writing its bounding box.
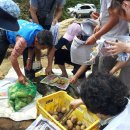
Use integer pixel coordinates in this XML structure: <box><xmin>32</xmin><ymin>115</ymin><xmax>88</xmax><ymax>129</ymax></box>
<box><xmin>49</xmin><ymin>77</ymin><xmax>59</xmax><ymax>84</ymax></box>
<box><xmin>71</xmin><ymin>116</ymin><xmax>78</xmax><ymax>124</ymax></box>
<box><xmin>61</xmin><ymin>107</ymin><xmax>67</xmax><ymax>114</ymax></box>
<box><xmin>54</xmin><ymin>111</ymin><xmax>58</xmax><ymax>115</ymax></box>
<box><xmin>57</xmin><ymin>79</ymin><xmax>61</xmax><ymax>84</ymax></box>
<box><xmin>81</xmin><ymin>125</ymin><xmax>86</xmax><ymax>130</ymax></box>
<box><xmin>72</xmin><ymin>128</ymin><xmax>76</xmax><ymax>130</ymax></box>
<box><xmin>52</xmin><ymin>115</ymin><xmax>59</xmax><ymax>121</ymax></box>
<box><xmin>56</xmin><ymin>107</ymin><xmax>61</xmax><ymax>113</ymax></box>
<box><xmin>60</xmin><ymin>79</ymin><xmax>66</xmax><ymax>84</ymax></box>
<box><xmin>75</xmin><ymin>125</ymin><xmax>81</xmax><ymax>130</ymax></box>
<box><xmin>77</xmin><ymin>121</ymin><xmax>82</xmax><ymax>126</ymax></box>
<box><xmin>66</xmin><ymin>120</ymin><xmax>73</xmax><ymax>130</ymax></box>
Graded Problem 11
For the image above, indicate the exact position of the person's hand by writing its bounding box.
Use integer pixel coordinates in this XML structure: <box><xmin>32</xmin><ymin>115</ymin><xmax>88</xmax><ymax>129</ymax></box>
<box><xmin>93</xmin><ymin>25</ymin><xmax>100</xmax><ymax>34</ymax></box>
<box><xmin>25</xmin><ymin>58</ymin><xmax>32</xmax><ymax>71</ymax></box>
<box><xmin>18</xmin><ymin>75</ymin><xmax>27</xmax><ymax>85</ymax></box>
<box><xmin>52</xmin><ymin>18</ymin><xmax>58</xmax><ymax>25</ymax></box>
<box><xmin>70</xmin><ymin>76</ymin><xmax>78</xmax><ymax>84</ymax></box>
<box><xmin>109</xmin><ymin>69</ymin><xmax>115</xmax><ymax>75</ymax></box>
<box><xmin>70</xmin><ymin>99</ymin><xmax>83</xmax><ymax>110</ymax></box>
<box><xmin>90</xmin><ymin>12</ymin><xmax>100</xmax><ymax>20</ymax></box>
<box><xmin>45</xmin><ymin>66</ymin><xmax>52</xmax><ymax>75</ymax></box>
<box><xmin>86</xmin><ymin>34</ymin><xmax>96</xmax><ymax>45</ymax></box>
<box><xmin>106</xmin><ymin>41</ymin><xmax>127</xmax><ymax>55</ymax></box>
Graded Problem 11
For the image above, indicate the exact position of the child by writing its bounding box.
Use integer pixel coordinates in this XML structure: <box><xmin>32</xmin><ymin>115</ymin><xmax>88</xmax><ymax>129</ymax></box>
<box><xmin>70</xmin><ymin>72</ymin><xmax>130</xmax><ymax>130</ymax></box>
<box><xmin>46</xmin><ymin>22</ymin><xmax>90</xmax><ymax>78</ymax></box>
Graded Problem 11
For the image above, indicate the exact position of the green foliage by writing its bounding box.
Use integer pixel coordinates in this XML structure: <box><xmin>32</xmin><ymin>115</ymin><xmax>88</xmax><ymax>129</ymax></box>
<box><xmin>15</xmin><ymin>0</ymin><xmax>100</xmax><ymax>20</ymax></box>
<box><xmin>14</xmin><ymin>0</ymin><xmax>30</xmax><ymax>20</ymax></box>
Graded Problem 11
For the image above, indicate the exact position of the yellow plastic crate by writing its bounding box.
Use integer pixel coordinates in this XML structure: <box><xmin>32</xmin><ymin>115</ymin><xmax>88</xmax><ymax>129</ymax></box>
<box><xmin>37</xmin><ymin>91</ymin><xmax>100</xmax><ymax>130</ymax></box>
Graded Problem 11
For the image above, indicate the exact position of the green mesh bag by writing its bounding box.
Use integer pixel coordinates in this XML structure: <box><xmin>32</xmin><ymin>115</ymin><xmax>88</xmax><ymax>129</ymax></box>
<box><xmin>8</xmin><ymin>81</ymin><xmax>37</xmax><ymax>111</ymax></box>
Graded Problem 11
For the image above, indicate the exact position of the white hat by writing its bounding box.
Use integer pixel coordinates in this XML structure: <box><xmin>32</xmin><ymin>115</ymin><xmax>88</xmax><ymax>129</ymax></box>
<box><xmin>0</xmin><ymin>0</ymin><xmax>20</xmax><ymax>31</ymax></box>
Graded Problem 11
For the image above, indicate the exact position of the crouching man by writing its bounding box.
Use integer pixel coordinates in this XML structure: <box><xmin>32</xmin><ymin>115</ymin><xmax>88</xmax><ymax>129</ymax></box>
<box><xmin>0</xmin><ymin>19</ymin><xmax>53</xmax><ymax>84</ymax></box>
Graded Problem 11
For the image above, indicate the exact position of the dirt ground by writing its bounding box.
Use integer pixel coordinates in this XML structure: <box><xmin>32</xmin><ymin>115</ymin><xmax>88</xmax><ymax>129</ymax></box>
<box><xmin>0</xmin><ymin>118</ymin><xmax>33</xmax><ymax>130</ymax></box>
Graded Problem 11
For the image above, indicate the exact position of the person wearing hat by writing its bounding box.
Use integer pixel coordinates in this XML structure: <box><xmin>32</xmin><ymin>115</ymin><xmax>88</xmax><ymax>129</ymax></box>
<box><xmin>0</xmin><ymin>19</ymin><xmax>53</xmax><ymax>84</ymax></box>
<box><xmin>0</xmin><ymin>0</ymin><xmax>20</xmax><ymax>78</ymax></box>
<box><xmin>0</xmin><ymin>0</ymin><xmax>20</xmax><ymax>31</ymax></box>
<box><xmin>45</xmin><ymin>22</ymin><xmax>89</xmax><ymax>78</ymax></box>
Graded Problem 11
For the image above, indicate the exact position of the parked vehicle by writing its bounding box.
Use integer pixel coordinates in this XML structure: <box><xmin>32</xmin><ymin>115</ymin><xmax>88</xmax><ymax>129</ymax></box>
<box><xmin>67</xmin><ymin>3</ymin><xmax>97</xmax><ymax>18</ymax></box>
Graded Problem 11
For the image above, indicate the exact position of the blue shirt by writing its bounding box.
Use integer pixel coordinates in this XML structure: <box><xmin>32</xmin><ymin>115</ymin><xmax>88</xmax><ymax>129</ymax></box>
<box><xmin>6</xmin><ymin>19</ymin><xmax>44</xmax><ymax>47</ymax></box>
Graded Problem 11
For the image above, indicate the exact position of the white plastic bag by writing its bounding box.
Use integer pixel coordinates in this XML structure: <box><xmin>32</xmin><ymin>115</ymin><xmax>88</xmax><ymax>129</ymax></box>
<box><xmin>71</xmin><ymin>36</ymin><xmax>96</xmax><ymax>65</ymax></box>
<box><xmin>81</xmin><ymin>19</ymin><xmax>97</xmax><ymax>36</ymax></box>
<box><xmin>50</xmin><ymin>23</ymin><xmax>60</xmax><ymax>45</ymax></box>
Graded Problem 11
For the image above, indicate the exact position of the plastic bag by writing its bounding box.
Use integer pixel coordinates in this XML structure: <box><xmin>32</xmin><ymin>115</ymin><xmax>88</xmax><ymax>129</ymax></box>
<box><xmin>81</xmin><ymin>19</ymin><xmax>97</xmax><ymax>36</ymax></box>
<box><xmin>8</xmin><ymin>81</ymin><xmax>37</xmax><ymax>111</ymax></box>
<box><xmin>71</xmin><ymin>36</ymin><xmax>96</xmax><ymax>65</ymax></box>
<box><xmin>50</xmin><ymin>23</ymin><xmax>60</xmax><ymax>45</ymax></box>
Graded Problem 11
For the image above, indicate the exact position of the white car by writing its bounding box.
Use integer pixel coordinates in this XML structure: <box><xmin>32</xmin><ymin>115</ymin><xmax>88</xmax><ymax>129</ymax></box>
<box><xmin>67</xmin><ymin>3</ymin><xmax>97</xmax><ymax>18</ymax></box>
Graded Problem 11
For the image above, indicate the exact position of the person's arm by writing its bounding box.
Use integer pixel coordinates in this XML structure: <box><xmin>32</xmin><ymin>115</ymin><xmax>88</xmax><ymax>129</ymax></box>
<box><xmin>52</xmin><ymin>6</ymin><xmax>63</xmax><ymax>25</ymax></box>
<box><xmin>10</xmin><ymin>37</ymin><xmax>27</xmax><ymax>84</ymax></box>
<box><xmin>45</xmin><ymin>46</ymin><xmax>57</xmax><ymax>75</ymax></box>
<box><xmin>90</xmin><ymin>11</ymin><xmax>100</xmax><ymax>20</ymax></box>
<box><xmin>29</xmin><ymin>5</ymin><xmax>39</xmax><ymax>24</ymax></box>
<box><xmin>70</xmin><ymin>65</ymin><xmax>88</xmax><ymax>84</ymax></box>
<box><xmin>86</xmin><ymin>14</ymin><xmax>119</xmax><ymax>45</ymax></box>
<box><xmin>110</xmin><ymin>61</ymin><xmax>129</xmax><ymax>75</ymax></box>
<box><xmin>52</xmin><ymin>0</ymin><xmax>65</xmax><ymax>25</ymax></box>
<box><xmin>26</xmin><ymin>47</ymin><xmax>35</xmax><ymax>71</ymax></box>
<box><xmin>35</xmin><ymin>48</ymin><xmax>41</xmax><ymax>61</ymax></box>
<box><xmin>70</xmin><ymin>99</ymin><xmax>84</xmax><ymax>110</ymax></box>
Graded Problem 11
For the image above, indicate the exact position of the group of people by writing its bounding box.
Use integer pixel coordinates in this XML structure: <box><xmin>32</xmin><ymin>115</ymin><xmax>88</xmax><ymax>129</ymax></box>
<box><xmin>0</xmin><ymin>0</ymin><xmax>65</xmax><ymax>84</ymax></box>
<box><xmin>0</xmin><ymin>0</ymin><xmax>130</xmax><ymax>129</ymax></box>
<box><xmin>71</xmin><ymin>0</ymin><xmax>130</xmax><ymax>129</ymax></box>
